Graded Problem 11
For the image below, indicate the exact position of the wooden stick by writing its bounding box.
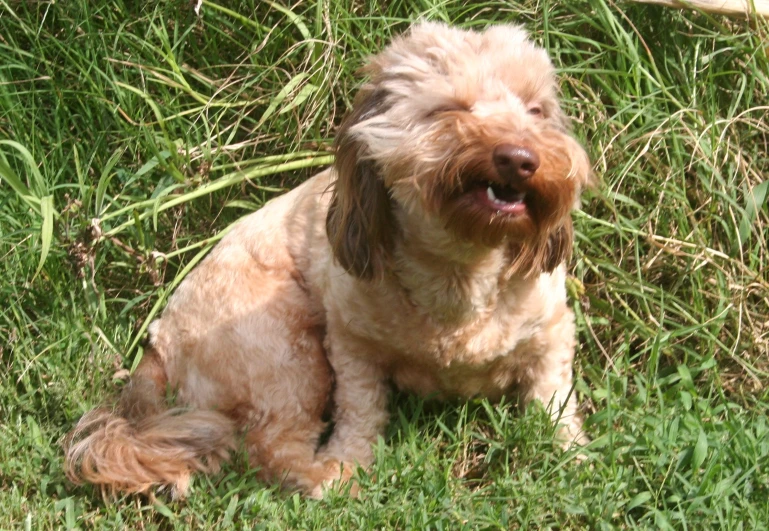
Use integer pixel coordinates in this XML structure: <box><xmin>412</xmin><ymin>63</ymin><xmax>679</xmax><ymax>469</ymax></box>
<box><xmin>632</xmin><ymin>0</ymin><xmax>769</xmax><ymax>17</ymax></box>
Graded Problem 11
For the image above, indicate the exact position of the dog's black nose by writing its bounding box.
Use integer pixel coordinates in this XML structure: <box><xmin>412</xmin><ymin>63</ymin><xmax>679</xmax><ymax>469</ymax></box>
<box><xmin>493</xmin><ymin>144</ymin><xmax>540</xmax><ymax>182</ymax></box>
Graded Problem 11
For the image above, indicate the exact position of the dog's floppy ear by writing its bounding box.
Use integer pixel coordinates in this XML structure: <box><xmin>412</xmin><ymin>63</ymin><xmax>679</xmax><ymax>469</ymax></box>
<box><xmin>509</xmin><ymin>220</ymin><xmax>574</xmax><ymax>278</ymax></box>
<box><xmin>539</xmin><ymin>136</ymin><xmax>589</xmax><ymax>272</ymax></box>
<box><xmin>541</xmin><ymin>137</ymin><xmax>591</xmax><ymax>271</ymax></box>
<box><xmin>543</xmin><ymin>220</ymin><xmax>574</xmax><ymax>273</ymax></box>
<box><xmin>326</xmin><ymin>89</ymin><xmax>394</xmax><ymax>280</ymax></box>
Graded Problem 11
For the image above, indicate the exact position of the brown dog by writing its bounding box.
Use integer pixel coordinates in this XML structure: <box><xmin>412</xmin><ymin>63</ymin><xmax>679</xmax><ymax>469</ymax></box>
<box><xmin>65</xmin><ymin>22</ymin><xmax>592</xmax><ymax>499</ymax></box>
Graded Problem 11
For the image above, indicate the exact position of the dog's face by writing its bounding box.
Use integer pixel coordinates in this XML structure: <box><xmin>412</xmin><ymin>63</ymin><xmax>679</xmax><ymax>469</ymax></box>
<box><xmin>327</xmin><ymin>23</ymin><xmax>592</xmax><ymax>279</ymax></box>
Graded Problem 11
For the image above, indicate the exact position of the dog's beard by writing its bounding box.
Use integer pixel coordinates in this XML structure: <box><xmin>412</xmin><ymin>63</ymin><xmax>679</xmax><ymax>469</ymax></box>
<box><xmin>440</xmin><ymin>190</ymin><xmax>537</xmax><ymax>247</ymax></box>
<box><xmin>417</xmin><ymin>149</ymin><xmax>579</xmax><ymax>250</ymax></box>
<box><xmin>380</xmin><ymin>115</ymin><xmax>583</xmax><ymax>252</ymax></box>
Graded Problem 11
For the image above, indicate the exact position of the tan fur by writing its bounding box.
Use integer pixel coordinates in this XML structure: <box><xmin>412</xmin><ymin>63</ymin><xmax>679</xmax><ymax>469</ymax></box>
<box><xmin>65</xmin><ymin>22</ymin><xmax>593</xmax><ymax>499</ymax></box>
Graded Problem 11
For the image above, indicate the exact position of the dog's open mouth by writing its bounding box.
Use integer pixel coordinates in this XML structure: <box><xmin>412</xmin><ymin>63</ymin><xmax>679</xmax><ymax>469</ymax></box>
<box><xmin>471</xmin><ymin>182</ymin><xmax>528</xmax><ymax>215</ymax></box>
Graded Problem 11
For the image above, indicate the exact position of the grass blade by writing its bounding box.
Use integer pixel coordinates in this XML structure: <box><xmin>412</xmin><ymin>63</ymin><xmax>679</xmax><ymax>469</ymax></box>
<box><xmin>31</xmin><ymin>194</ymin><xmax>56</xmax><ymax>281</ymax></box>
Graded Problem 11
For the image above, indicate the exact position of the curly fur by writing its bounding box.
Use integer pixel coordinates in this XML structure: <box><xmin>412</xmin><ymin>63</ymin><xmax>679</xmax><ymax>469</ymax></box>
<box><xmin>65</xmin><ymin>21</ymin><xmax>593</xmax><ymax>499</ymax></box>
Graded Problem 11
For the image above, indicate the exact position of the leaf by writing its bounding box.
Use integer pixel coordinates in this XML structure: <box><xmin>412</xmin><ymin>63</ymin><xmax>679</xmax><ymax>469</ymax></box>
<box><xmin>264</xmin><ymin>1</ymin><xmax>310</xmax><ymax>40</ymax></box>
<box><xmin>257</xmin><ymin>73</ymin><xmax>309</xmax><ymax>127</ymax></box>
<box><xmin>152</xmin><ymin>499</ymin><xmax>176</xmax><ymax>520</ymax></box>
<box><xmin>606</xmin><ymin>190</ymin><xmax>644</xmax><ymax>209</ymax></box>
<box><xmin>26</xmin><ymin>415</ymin><xmax>44</xmax><ymax>447</ymax></box>
<box><xmin>134</xmin><ymin>154</ymin><xmax>163</xmax><ymax>179</ymax></box>
<box><xmin>64</xmin><ymin>497</ymin><xmax>76</xmax><ymax>531</ymax></box>
<box><xmin>0</xmin><ymin>139</ymin><xmax>47</xmax><ymax>197</ymax></box>
<box><xmin>32</xmin><ymin>195</ymin><xmax>55</xmax><ymax>281</ymax></box>
<box><xmin>95</xmin><ymin>148</ymin><xmax>125</xmax><ymax>216</ymax></box>
<box><xmin>224</xmin><ymin>199</ymin><xmax>260</xmax><ymax>211</ymax></box>
<box><xmin>0</xmin><ymin>145</ymin><xmax>41</xmax><ymax>214</ymax></box>
<box><xmin>691</xmin><ymin>429</ymin><xmax>708</xmax><ymax>470</ymax></box>
<box><xmin>222</xmin><ymin>494</ymin><xmax>239</xmax><ymax>526</ymax></box>
<box><xmin>103</xmin><ymin>154</ymin><xmax>332</xmax><ymax>240</ymax></box>
<box><xmin>676</xmin><ymin>364</ymin><xmax>694</xmax><ymax>390</ymax></box>
<box><xmin>278</xmin><ymin>82</ymin><xmax>318</xmax><ymax>115</ymax></box>
<box><xmin>737</xmin><ymin>179</ymin><xmax>769</xmax><ymax>248</ymax></box>
<box><xmin>627</xmin><ymin>490</ymin><xmax>652</xmax><ymax>511</ymax></box>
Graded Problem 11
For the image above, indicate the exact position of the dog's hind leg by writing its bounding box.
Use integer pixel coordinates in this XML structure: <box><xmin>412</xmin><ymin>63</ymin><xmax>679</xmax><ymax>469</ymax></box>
<box><xmin>233</xmin><ymin>313</ymin><xmax>342</xmax><ymax>497</ymax></box>
<box><xmin>64</xmin><ymin>345</ymin><xmax>237</xmax><ymax>497</ymax></box>
<box><xmin>66</xmin><ymin>223</ymin><xmax>337</xmax><ymax>497</ymax></box>
<box><xmin>244</xmin><ymin>413</ymin><xmax>348</xmax><ymax>498</ymax></box>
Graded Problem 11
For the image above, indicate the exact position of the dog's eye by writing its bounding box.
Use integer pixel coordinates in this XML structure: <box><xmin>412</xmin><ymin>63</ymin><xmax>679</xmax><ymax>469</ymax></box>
<box><xmin>527</xmin><ymin>105</ymin><xmax>543</xmax><ymax>116</ymax></box>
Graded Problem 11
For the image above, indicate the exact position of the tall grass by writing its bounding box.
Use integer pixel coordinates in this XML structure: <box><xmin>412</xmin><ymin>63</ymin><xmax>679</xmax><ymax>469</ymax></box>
<box><xmin>1</xmin><ymin>0</ymin><xmax>767</xmax><ymax>528</ymax></box>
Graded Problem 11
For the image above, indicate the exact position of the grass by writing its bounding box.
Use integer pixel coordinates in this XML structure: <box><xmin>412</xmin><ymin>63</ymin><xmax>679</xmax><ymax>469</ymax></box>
<box><xmin>1</xmin><ymin>0</ymin><xmax>768</xmax><ymax>528</ymax></box>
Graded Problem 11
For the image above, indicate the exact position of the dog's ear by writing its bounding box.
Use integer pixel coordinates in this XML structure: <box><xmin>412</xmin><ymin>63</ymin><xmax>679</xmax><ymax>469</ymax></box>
<box><xmin>542</xmin><ymin>220</ymin><xmax>574</xmax><ymax>273</ymax></box>
<box><xmin>326</xmin><ymin>89</ymin><xmax>394</xmax><ymax>280</ymax></box>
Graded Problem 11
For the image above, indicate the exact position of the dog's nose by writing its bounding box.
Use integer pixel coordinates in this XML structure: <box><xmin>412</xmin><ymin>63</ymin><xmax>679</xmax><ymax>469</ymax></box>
<box><xmin>493</xmin><ymin>144</ymin><xmax>540</xmax><ymax>182</ymax></box>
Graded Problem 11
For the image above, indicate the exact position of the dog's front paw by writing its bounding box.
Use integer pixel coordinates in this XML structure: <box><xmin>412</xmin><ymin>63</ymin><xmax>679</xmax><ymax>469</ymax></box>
<box><xmin>306</xmin><ymin>459</ymin><xmax>359</xmax><ymax>499</ymax></box>
<box><xmin>561</xmin><ymin>426</ymin><xmax>590</xmax><ymax>446</ymax></box>
<box><xmin>556</xmin><ymin>420</ymin><xmax>590</xmax><ymax>462</ymax></box>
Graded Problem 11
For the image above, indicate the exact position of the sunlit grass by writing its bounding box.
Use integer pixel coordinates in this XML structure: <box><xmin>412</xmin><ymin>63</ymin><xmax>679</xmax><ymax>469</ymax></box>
<box><xmin>1</xmin><ymin>0</ymin><xmax>767</xmax><ymax>528</ymax></box>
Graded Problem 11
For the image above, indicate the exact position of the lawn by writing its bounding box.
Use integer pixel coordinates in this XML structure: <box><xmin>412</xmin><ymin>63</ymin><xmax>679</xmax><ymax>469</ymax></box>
<box><xmin>1</xmin><ymin>0</ymin><xmax>768</xmax><ymax>529</ymax></box>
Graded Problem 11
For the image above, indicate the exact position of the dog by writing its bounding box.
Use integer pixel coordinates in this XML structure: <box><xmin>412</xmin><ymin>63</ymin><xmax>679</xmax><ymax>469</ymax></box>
<box><xmin>64</xmin><ymin>21</ymin><xmax>592</xmax><ymax>499</ymax></box>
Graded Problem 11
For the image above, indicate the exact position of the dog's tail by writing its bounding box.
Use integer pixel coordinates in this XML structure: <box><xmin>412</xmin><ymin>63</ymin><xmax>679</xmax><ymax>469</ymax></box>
<box><xmin>63</xmin><ymin>347</ymin><xmax>236</xmax><ymax>497</ymax></box>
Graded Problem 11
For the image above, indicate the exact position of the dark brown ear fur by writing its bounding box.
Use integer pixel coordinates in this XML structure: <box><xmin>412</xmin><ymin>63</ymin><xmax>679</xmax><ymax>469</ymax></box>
<box><xmin>507</xmin><ymin>219</ymin><xmax>574</xmax><ymax>278</ymax></box>
<box><xmin>543</xmin><ymin>219</ymin><xmax>574</xmax><ymax>272</ymax></box>
<box><xmin>326</xmin><ymin>89</ymin><xmax>394</xmax><ymax>280</ymax></box>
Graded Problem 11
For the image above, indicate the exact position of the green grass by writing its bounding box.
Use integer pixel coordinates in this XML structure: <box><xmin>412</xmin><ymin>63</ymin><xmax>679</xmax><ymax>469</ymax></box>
<box><xmin>2</xmin><ymin>0</ymin><xmax>768</xmax><ymax>528</ymax></box>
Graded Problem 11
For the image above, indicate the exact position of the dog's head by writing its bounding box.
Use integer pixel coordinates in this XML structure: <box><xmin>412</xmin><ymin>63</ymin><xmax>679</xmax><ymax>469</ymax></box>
<box><xmin>326</xmin><ymin>22</ymin><xmax>592</xmax><ymax>280</ymax></box>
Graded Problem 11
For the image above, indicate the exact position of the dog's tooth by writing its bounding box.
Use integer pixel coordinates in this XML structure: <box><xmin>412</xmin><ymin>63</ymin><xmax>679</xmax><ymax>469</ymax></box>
<box><xmin>487</xmin><ymin>186</ymin><xmax>497</xmax><ymax>201</ymax></box>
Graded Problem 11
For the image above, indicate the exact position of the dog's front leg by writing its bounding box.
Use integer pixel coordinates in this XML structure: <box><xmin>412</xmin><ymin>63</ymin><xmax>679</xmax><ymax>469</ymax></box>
<box><xmin>526</xmin><ymin>371</ymin><xmax>588</xmax><ymax>448</ymax></box>
<box><xmin>516</xmin><ymin>307</ymin><xmax>589</xmax><ymax>449</ymax></box>
<box><xmin>315</xmin><ymin>331</ymin><xmax>390</xmax><ymax>495</ymax></box>
<box><xmin>523</xmin><ymin>343</ymin><xmax>589</xmax><ymax>448</ymax></box>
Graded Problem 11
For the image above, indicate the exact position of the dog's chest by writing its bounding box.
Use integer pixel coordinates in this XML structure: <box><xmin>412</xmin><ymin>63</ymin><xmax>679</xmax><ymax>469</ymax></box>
<box><xmin>348</xmin><ymin>284</ymin><xmax>556</xmax><ymax>398</ymax></box>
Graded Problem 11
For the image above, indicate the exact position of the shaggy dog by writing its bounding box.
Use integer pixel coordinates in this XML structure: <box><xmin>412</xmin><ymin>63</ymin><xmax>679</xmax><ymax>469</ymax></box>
<box><xmin>65</xmin><ymin>22</ymin><xmax>592</xmax><ymax>499</ymax></box>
